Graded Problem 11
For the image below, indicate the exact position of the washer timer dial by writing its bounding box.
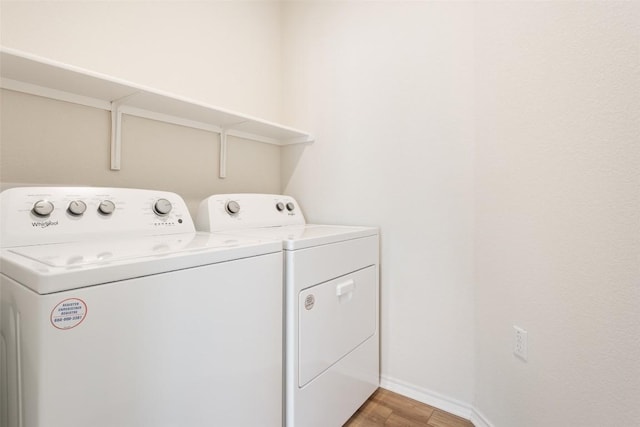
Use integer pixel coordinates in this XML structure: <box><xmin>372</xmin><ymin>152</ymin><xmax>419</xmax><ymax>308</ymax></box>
<box><xmin>153</xmin><ymin>198</ymin><xmax>173</xmax><ymax>216</ymax></box>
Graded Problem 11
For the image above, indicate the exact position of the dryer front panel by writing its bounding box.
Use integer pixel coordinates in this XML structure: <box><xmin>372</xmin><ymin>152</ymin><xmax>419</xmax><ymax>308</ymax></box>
<box><xmin>298</xmin><ymin>265</ymin><xmax>376</xmax><ymax>387</ymax></box>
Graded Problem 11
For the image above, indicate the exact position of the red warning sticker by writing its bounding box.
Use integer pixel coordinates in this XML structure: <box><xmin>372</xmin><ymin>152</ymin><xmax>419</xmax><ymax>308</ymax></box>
<box><xmin>50</xmin><ymin>298</ymin><xmax>87</xmax><ymax>330</ymax></box>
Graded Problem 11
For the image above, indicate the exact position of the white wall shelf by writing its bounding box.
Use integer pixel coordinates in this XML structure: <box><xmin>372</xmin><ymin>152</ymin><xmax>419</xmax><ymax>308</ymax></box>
<box><xmin>0</xmin><ymin>47</ymin><xmax>314</xmax><ymax>176</ymax></box>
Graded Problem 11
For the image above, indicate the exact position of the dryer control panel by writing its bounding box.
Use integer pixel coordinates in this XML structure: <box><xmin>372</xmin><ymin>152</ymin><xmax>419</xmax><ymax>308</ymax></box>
<box><xmin>0</xmin><ymin>187</ymin><xmax>195</xmax><ymax>247</ymax></box>
<box><xmin>196</xmin><ymin>193</ymin><xmax>306</xmax><ymax>232</ymax></box>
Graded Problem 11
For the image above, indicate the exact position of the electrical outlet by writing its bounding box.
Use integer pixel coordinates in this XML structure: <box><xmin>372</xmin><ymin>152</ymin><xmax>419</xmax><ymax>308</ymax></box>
<box><xmin>513</xmin><ymin>325</ymin><xmax>528</xmax><ymax>361</ymax></box>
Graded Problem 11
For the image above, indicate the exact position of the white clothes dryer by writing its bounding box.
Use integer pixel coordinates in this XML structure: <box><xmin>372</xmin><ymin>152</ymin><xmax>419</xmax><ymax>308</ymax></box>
<box><xmin>196</xmin><ymin>194</ymin><xmax>379</xmax><ymax>427</ymax></box>
<box><xmin>0</xmin><ymin>187</ymin><xmax>283</xmax><ymax>427</ymax></box>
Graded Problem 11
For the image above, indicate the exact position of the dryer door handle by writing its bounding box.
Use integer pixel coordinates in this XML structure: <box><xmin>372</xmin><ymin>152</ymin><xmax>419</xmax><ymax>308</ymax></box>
<box><xmin>336</xmin><ymin>279</ymin><xmax>355</xmax><ymax>296</ymax></box>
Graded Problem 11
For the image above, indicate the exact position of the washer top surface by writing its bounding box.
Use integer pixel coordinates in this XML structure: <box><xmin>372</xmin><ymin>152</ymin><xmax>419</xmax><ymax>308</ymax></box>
<box><xmin>2</xmin><ymin>231</ymin><xmax>282</xmax><ymax>295</ymax></box>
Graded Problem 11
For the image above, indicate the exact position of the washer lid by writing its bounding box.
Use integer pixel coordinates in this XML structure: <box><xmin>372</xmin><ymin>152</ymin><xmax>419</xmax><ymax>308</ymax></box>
<box><xmin>229</xmin><ymin>224</ymin><xmax>378</xmax><ymax>250</ymax></box>
<box><xmin>0</xmin><ymin>232</ymin><xmax>281</xmax><ymax>294</ymax></box>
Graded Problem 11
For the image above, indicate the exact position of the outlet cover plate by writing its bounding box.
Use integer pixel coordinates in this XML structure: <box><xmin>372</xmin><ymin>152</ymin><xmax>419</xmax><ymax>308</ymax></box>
<box><xmin>514</xmin><ymin>325</ymin><xmax>528</xmax><ymax>361</ymax></box>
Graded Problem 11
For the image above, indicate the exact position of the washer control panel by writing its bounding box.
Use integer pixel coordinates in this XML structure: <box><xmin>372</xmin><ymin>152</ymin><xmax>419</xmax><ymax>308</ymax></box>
<box><xmin>196</xmin><ymin>193</ymin><xmax>306</xmax><ymax>232</ymax></box>
<box><xmin>0</xmin><ymin>187</ymin><xmax>195</xmax><ymax>247</ymax></box>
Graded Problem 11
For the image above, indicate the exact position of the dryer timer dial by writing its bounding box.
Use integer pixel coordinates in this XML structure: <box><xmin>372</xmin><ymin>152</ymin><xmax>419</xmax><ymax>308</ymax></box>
<box><xmin>225</xmin><ymin>200</ymin><xmax>240</xmax><ymax>215</ymax></box>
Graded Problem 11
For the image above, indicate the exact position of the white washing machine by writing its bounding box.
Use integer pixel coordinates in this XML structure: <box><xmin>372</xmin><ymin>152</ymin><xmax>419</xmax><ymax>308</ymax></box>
<box><xmin>196</xmin><ymin>194</ymin><xmax>379</xmax><ymax>427</ymax></box>
<box><xmin>0</xmin><ymin>187</ymin><xmax>283</xmax><ymax>427</ymax></box>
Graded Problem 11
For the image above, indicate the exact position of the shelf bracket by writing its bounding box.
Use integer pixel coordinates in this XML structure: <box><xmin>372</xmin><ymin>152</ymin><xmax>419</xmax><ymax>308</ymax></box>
<box><xmin>109</xmin><ymin>92</ymin><xmax>140</xmax><ymax>171</ymax></box>
<box><xmin>110</xmin><ymin>102</ymin><xmax>123</xmax><ymax>170</ymax></box>
<box><xmin>219</xmin><ymin>129</ymin><xmax>228</xmax><ymax>179</ymax></box>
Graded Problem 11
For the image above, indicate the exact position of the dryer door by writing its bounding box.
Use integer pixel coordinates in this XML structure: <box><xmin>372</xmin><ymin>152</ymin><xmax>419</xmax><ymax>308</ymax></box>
<box><xmin>298</xmin><ymin>266</ymin><xmax>376</xmax><ymax>387</ymax></box>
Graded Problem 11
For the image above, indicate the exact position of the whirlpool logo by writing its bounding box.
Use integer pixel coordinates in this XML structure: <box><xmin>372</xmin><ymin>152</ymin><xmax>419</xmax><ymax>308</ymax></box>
<box><xmin>32</xmin><ymin>220</ymin><xmax>59</xmax><ymax>228</ymax></box>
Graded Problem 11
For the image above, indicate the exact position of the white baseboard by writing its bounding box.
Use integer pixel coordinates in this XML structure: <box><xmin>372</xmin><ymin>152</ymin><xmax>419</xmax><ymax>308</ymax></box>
<box><xmin>470</xmin><ymin>407</ymin><xmax>493</xmax><ymax>427</ymax></box>
<box><xmin>379</xmin><ymin>375</ymin><xmax>494</xmax><ymax>427</ymax></box>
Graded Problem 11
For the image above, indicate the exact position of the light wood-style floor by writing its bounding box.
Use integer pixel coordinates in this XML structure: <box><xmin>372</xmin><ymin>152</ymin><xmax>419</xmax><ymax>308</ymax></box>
<box><xmin>344</xmin><ymin>388</ymin><xmax>474</xmax><ymax>427</ymax></box>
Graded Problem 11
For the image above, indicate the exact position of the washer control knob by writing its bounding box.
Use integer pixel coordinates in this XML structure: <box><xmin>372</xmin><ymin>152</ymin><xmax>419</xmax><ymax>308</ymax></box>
<box><xmin>32</xmin><ymin>200</ymin><xmax>54</xmax><ymax>217</ymax></box>
<box><xmin>67</xmin><ymin>200</ymin><xmax>87</xmax><ymax>216</ymax></box>
<box><xmin>276</xmin><ymin>202</ymin><xmax>285</xmax><ymax>212</ymax></box>
<box><xmin>98</xmin><ymin>200</ymin><xmax>116</xmax><ymax>215</ymax></box>
<box><xmin>286</xmin><ymin>202</ymin><xmax>295</xmax><ymax>212</ymax></box>
<box><xmin>225</xmin><ymin>200</ymin><xmax>240</xmax><ymax>215</ymax></box>
<box><xmin>153</xmin><ymin>198</ymin><xmax>172</xmax><ymax>216</ymax></box>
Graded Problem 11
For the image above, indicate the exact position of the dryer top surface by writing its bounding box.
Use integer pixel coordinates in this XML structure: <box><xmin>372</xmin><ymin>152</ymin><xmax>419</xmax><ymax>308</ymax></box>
<box><xmin>227</xmin><ymin>224</ymin><xmax>378</xmax><ymax>250</ymax></box>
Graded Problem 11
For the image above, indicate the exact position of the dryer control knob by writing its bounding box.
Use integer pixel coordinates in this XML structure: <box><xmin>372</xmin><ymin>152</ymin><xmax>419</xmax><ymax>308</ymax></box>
<box><xmin>225</xmin><ymin>200</ymin><xmax>240</xmax><ymax>215</ymax></box>
<box><xmin>98</xmin><ymin>200</ymin><xmax>116</xmax><ymax>215</ymax></box>
<box><xmin>153</xmin><ymin>198</ymin><xmax>173</xmax><ymax>216</ymax></box>
<box><xmin>276</xmin><ymin>202</ymin><xmax>285</xmax><ymax>212</ymax></box>
<box><xmin>286</xmin><ymin>202</ymin><xmax>295</xmax><ymax>212</ymax></box>
<box><xmin>67</xmin><ymin>200</ymin><xmax>87</xmax><ymax>216</ymax></box>
<box><xmin>32</xmin><ymin>200</ymin><xmax>54</xmax><ymax>217</ymax></box>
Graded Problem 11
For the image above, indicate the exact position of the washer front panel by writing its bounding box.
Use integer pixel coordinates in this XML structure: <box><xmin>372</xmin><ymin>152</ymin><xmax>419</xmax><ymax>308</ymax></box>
<box><xmin>1</xmin><ymin>252</ymin><xmax>283</xmax><ymax>427</ymax></box>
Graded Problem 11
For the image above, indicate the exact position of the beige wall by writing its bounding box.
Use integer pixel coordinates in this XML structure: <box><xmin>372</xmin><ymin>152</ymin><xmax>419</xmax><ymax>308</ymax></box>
<box><xmin>281</xmin><ymin>1</ymin><xmax>640</xmax><ymax>425</ymax></box>
<box><xmin>0</xmin><ymin>1</ymin><xmax>283</xmax><ymax>121</ymax></box>
<box><xmin>474</xmin><ymin>2</ymin><xmax>640</xmax><ymax>426</ymax></box>
<box><xmin>0</xmin><ymin>1</ymin><xmax>284</xmax><ymax>215</ymax></box>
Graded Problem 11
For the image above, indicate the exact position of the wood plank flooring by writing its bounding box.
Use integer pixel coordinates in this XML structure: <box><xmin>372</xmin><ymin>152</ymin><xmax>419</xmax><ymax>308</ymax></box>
<box><xmin>343</xmin><ymin>388</ymin><xmax>474</xmax><ymax>427</ymax></box>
